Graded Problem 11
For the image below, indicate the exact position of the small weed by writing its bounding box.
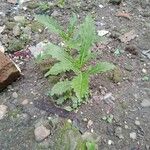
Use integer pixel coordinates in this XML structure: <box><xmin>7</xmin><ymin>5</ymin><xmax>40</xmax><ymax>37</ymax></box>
<box><xmin>35</xmin><ymin>14</ymin><xmax>115</xmax><ymax>109</ymax></box>
<box><xmin>38</xmin><ymin>2</ymin><xmax>50</xmax><ymax>11</ymax></box>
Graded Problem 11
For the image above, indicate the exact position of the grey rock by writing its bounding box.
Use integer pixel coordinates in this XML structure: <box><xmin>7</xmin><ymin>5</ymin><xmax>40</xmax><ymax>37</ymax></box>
<box><xmin>0</xmin><ymin>105</ymin><xmax>8</xmax><ymax>120</ymax></box>
<box><xmin>34</xmin><ymin>125</ymin><xmax>50</xmax><ymax>142</ymax></box>
<box><xmin>13</xmin><ymin>24</ymin><xmax>21</xmax><ymax>36</ymax></box>
<box><xmin>12</xmin><ymin>92</ymin><xmax>18</xmax><ymax>99</ymax></box>
<box><xmin>141</xmin><ymin>99</ymin><xmax>150</xmax><ymax>107</ymax></box>
<box><xmin>14</xmin><ymin>16</ymin><xmax>25</xmax><ymax>22</ymax></box>
<box><xmin>115</xmin><ymin>127</ymin><xmax>124</xmax><ymax>139</ymax></box>
<box><xmin>130</xmin><ymin>132</ymin><xmax>137</xmax><ymax>140</ymax></box>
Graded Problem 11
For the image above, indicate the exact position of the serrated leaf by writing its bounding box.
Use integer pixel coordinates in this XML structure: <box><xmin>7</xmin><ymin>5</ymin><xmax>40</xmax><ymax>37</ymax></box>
<box><xmin>72</xmin><ymin>73</ymin><xmax>89</xmax><ymax>101</ymax></box>
<box><xmin>64</xmin><ymin>106</ymin><xmax>73</xmax><ymax>112</ymax></box>
<box><xmin>35</xmin><ymin>15</ymin><xmax>63</xmax><ymax>35</ymax></box>
<box><xmin>45</xmin><ymin>62</ymin><xmax>72</xmax><ymax>77</ymax></box>
<box><xmin>45</xmin><ymin>43</ymin><xmax>80</xmax><ymax>74</ymax></box>
<box><xmin>79</xmin><ymin>15</ymin><xmax>97</xmax><ymax>66</ymax></box>
<box><xmin>86</xmin><ymin>141</ymin><xmax>96</xmax><ymax>150</ymax></box>
<box><xmin>88</xmin><ymin>62</ymin><xmax>115</xmax><ymax>74</ymax></box>
<box><xmin>67</xmin><ymin>13</ymin><xmax>77</xmax><ymax>37</ymax></box>
<box><xmin>51</xmin><ymin>80</ymin><xmax>71</xmax><ymax>96</ymax></box>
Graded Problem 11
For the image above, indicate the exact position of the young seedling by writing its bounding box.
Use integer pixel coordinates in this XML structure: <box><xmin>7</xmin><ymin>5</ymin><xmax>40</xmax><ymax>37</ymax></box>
<box><xmin>35</xmin><ymin>14</ymin><xmax>115</xmax><ymax>109</ymax></box>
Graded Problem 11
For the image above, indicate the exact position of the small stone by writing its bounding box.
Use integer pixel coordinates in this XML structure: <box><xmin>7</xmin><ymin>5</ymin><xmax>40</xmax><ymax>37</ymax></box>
<box><xmin>29</xmin><ymin>42</ymin><xmax>48</xmax><ymax>58</ymax></box>
<box><xmin>0</xmin><ymin>105</ymin><xmax>8</xmax><ymax>120</ymax></box>
<box><xmin>145</xmin><ymin>144</ymin><xmax>150</xmax><ymax>150</ymax></box>
<box><xmin>0</xmin><ymin>25</ymin><xmax>5</xmax><ymax>33</ymax></box>
<box><xmin>108</xmin><ymin>140</ymin><xmax>114</xmax><ymax>145</ymax></box>
<box><xmin>34</xmin><ymin>125</ymin><xmax>50</xmax><ymax>142</ymax></box>
<box><xmin>0</xmin><ymin>42</ymin><xmax>5</xmax><ymax>53</ymax></box>
<box><xmin>124</xmin><ymin>125</ymin><xmax>129</xmax><ymax>129</ymax></box>
<box><xmin>51</xmin><ymin>10</ymin><xmax>60</xmax><ymax>17</ymax></box>
<box><xmin>135</xmin><ymin>120</ymin><xmax>140</xmax><ymax>126</ymax></box>
<box><xmin>141</xmin><ymin>99</ymin><xmax>150</xmax><ymax>107</ymax></box>
<box><xmin>142</xmin><ymin>68</ymin><xmax>147</xmax><ymax>74</ymax></box>
<box><xmin>7</xmin><ymin>0</ymin><xmax>17</xmax><ymax>4</ymax></box>
<box><xmin>87</xmin><ymin>120</ymin><xmax>93</xmax><ymax>128</ymax></box>
<box><xmin>97</xmin><ymin>30</ymin><xmax>109</xmax><ymax>37</ymax></box>
<box><xmin>21</xmin><ymin>99</ymin><xmax>29</xmax><ymax>105</ymax></box>
<box><xmin>83</xmin><ymin>118</ymin><xmax>88</xmax><ymax>122</ymax></box>
<box><xmin>14</xmin><ymin>16</ymin><xmax>25</xmax><ymax>22</ymax></box>
<box><xmin>13</xmin><ymin>24</ymin><xmax>21</xmax><ymax>36</ymax></box>
<box><xmin>67</xmin><ymin>119</ymin><xmax>72</xmax><ymax>123</ymax></box>
<box><xmin>130</xmin><ymin>132</ymin><xmax>137</xmax><ymax>140</ymax></box>
<box><xmin>99</xmin><ymin>4</ymin><xmax>104</xmax><ymax>8</ymax></box>
<box><xmin>12</xmin><ymin>92</ymin><xmax>18</xmax><ymax>99</ymax></box>
<box><xmin>115</xmin><ymin>127</ymin><xmax>124</xmax><ymax>139</ymax></box>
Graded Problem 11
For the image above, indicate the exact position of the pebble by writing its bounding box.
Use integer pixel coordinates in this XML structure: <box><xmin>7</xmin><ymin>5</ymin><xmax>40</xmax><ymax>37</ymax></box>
<box><xmin>7</xmin><ymin>0</ymin><xmax>17</xmax><ymax>4</ymax></box>
<box><xmin>14</xmin><ymin>16</ymin><xmax>25</xmax><ymax>22</ymax></box>
<box><xmin>142</xmin><ymin>68</ymin><xmax>147</xmax><ymax>74</ymax></box>
<box><xmin>0</xmin><ymin>42</ymin><xmax>5</xmax><ymax>53</ymax></box>
<box><xmin>0</xmin><ymin>105</ymin><xmax>8</xmax><ymax>120</ymax></box>
<box><xmin>125</xmin><ymin>125</ymin><xmax>129</xmax><ymax>129</ymax></box>
<box><xmin>97</xmin><ymin>30</ymin><xmax>109</xmax><ymax>37</ymax></box>
<box><xmin>13</xmin><ymin>24</ymin><xmax>21</xmax><ymax>36</ymax></box>
<box><xmin>83</xmin><ymin>118</ymin><xmax>88</xmax><ymax>122</ymax></box>
<box><xmin>34</xmin><ymin>125</ymin><xmax>50</xmax><ymax>142</ymax></box>
<box><xmin>21</xmin><ymin>99</ymin><xmax>29</xmax><ymax>105</ymax></box>
<box><xmin>141</xmin><ymin>99</ymin><xmax>150</xmax><ymax>107</ymax></box>
<box><xmin>135</xmin><ymin>120</ymin><xmax>140</xmax><ymax>126</ymax></box>
<box><xmin>99</xmin><ymin>4</ymin><xmax>104</xmax><ymax>8</ymax></box>
<box><xmin>108</xmin><ymin>140</ymin><xmax>114</xmax><ymax>145</ymax></box>
<box><xmin>130</xmin><ymin>132</ymin><xmax>137</xmax><ymax>140</ymax></box>
<box><xmin>0</xmin><ymin>25</ymin><xmax>5</xmax><ymax>33</ymax></box>
<box><xmin>12</xmin><ymin>92</ymin><xmax>18</xmax><ymax>99</ymax></box>
<box><xmin>87</xmin><ymin>120</ymin><xmax>93</xmax><ymax>128</ymax></box>
<box><xmin>115</xmin><ymin>127</ymin><xmax>124</xmax><ymax>139</ymax></box>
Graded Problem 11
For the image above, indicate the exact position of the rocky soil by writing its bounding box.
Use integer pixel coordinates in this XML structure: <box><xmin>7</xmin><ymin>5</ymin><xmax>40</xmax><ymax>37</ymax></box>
<box><xmin>0</xmin><ymin>0</ymin><xmax>150</xmax><ymax>149</ymax></box>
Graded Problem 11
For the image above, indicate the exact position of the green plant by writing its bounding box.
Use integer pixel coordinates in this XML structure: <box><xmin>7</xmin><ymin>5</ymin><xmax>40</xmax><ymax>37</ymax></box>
<box><xmin>38</xmin><ymin>2</ymin><xmax>50</xmax><ymax>11</ymax></box>
<box><xmin>35</xmin><ymin>14</ymin><xmax>115</xmax><ymax>108</ymax></box>
<box><xmin>57</xmin><ymin>0</ymin><xmax>66</xmax><ymax>8</ymax></box>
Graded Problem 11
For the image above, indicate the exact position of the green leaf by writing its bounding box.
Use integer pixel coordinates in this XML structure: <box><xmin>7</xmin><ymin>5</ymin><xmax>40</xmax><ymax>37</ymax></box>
<box><xmin>51</xmin><ymin>80</ymin><xmax>71</xmax><ymax>96</ymax></box>
<box><xmin>71</xmin><ymin>73</ymin><xmax>89</xmax><ymax>101</ymax></box>
<box><xmin>64</xmin><ymin>106</ymin><xmax>73</xmax><ymax>112</ymax></box>
<box><xmin>88</xmin><ymin>62</ymin><xmax>115</xmax><ymax>74</ymax></box>
<box><xmin>86</xmin><ymin>141</ymin><xmax>96</xmax><ymax>150</ymax></box>
<box><xmin>45</xmin><ymin>43</ymin><xmax>80</xmax><ymax>74</ymax></box>
<box><xmin>45</xmin><ymin>62</ymin><xmax>72</xmax><ymax>77</ymax></box>
<box><xmin>35</xmin><ymin>15</ymin><xmax>63</xmax><ymax>35</ymax></box>
<box><xmin>79</xmin><ymin>15</ymin><xmax>97</xmax><ymax>66</ymax></box>
<box><xmin>67</xmin><ymin>13</ymin><xmax>77</xmax><ymax>37</ymax></box>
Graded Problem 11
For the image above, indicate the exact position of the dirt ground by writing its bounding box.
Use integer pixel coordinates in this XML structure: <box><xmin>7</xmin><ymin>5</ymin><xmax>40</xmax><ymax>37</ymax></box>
<box><xmin>0</xmin><ymin>0</ymin><xmax>150</xmax><ymax>149</ymax></box>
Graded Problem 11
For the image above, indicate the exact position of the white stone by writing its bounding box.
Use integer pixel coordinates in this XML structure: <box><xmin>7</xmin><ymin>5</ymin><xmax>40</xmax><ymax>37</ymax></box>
<box><xmin>0</xmin><ymin>42</ymin><xmax>5</xmax><ymax>53</ymax></box>
<box><xmin>0</xmin><ymin>105</ymin><xmax>8</xmax><ymax>120</ymax></box>
<box><xmin>97</xmin><ymin>30</ymin><xmax>109</xmax><ymax>37</ymax></box>
<box><xmin>34</xmin><ymin>125</ymin><xmax>50</xmax><ymax>142</ymax></box>
<box><xmin>12</xmin><ymin>92</ymin><xmax>18</xmax><ymax>98</ymax></box>
<box><xmin>135</xmin><ymin>120</ymin><xmax>140</xmax><ymax>126</ymax></box>
<box><xmin>130</xmin><ymin>132</ymin><xmax>137</xmax><ymax>140</ymax></box>
<box><xmin>99</xmin><ymin>4</ymin><xmax>104</xmax><ymax>8</ymax></box>
<box><xmin>108</xmin><ymin>140</ymin><xmax>114</xmax><ymax>145</ymax></box>
<box><xmin>141</xmin><ymin>99</ymin><xmax>150</xmax><ymax>107</ymax></box>
<box><xmin>21</xmin><ymin>99</ymin><xmax>29</xmax><ymax>105</ymax></box>
<box><xmin>142</xmin><ymin>68</ymin><xmax>147</xmax><ymax>74</ymax></box>
<box><xmin>29</xmin><ymin>42</ymin><xmax>48</xmax><ymax>58</ymax></box>
<box><xmin>0</xmin><ymin>25</ymin><xmax>5</xmax><ymax>33</ymax></box>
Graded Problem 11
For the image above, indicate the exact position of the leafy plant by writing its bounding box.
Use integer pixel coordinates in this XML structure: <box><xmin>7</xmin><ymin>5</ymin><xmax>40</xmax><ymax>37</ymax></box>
<box><xmin>35</xmin><ymin>14</ymin><xmax>115</xmax><ymax>108</ymax></box>
<box><xmin>38</xmin><ymin>2</ymin><xmax>50</xmax><ymax>11</ymax></box>
<box><xmin>57</xmin><ymin>0</ymin><xmax>66</xmax><ymax>8</ymax></box>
